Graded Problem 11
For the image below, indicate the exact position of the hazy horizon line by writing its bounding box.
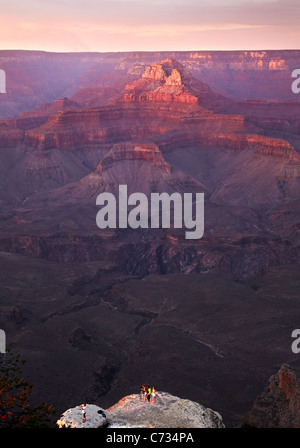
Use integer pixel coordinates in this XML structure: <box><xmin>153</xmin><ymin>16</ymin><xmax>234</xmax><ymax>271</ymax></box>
<box><xmin>0</xmin><ymin>47</ymin><xmax>300</xmax><ymax>54</ymax></box>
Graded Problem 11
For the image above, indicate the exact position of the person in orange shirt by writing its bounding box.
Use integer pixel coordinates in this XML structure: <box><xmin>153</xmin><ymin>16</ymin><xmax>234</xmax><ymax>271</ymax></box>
<box><xmin>152</xmin><ymin>386</ymin><xmax>156</xmax><ymax>404</ymax></box>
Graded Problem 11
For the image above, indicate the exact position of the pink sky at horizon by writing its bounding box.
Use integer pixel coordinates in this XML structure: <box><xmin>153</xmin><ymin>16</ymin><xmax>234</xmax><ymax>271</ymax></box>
<box><xmin>1</xmin><ymin>0</ymin><xmax>300</xmax><ymax>53</ymax></box>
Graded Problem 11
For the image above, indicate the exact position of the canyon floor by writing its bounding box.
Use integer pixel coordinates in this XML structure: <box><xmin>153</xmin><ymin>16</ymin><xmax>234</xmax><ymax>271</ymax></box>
<box><xmin>1</xmin><ymin>251</ymin><xmax>300</xmax><ymax>427</ymax></box>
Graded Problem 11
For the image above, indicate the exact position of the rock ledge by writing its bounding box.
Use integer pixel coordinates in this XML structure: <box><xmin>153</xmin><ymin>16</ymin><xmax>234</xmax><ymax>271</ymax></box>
<box><xmin>56</xmin><ymin>391</ymin><xmax>225</xmax><ymax>428</ymax></box>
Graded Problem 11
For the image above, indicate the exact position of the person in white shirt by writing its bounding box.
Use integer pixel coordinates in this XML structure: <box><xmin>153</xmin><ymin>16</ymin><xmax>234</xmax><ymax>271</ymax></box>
<box><xmin>80</xmin><ymin>404</ymin><xmax>86</xmax><ymax>422</ymax></box>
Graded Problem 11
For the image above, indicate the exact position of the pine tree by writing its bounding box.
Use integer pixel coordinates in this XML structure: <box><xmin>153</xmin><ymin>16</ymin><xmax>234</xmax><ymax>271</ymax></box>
<box><xmin>0</xmin><ymin>347</ymin><xmax>56</xmax><ymax>428</ymax></box>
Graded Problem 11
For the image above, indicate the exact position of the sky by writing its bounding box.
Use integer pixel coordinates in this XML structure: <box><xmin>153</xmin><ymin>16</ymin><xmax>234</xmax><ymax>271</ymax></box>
<box><xmin>0</xmin><ymin>0</ymin><xmax>299</xmax><ymax>53</ymax></box>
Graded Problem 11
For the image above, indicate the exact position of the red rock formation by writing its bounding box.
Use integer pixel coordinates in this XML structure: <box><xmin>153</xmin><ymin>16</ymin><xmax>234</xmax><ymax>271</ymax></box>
<box><xmin>0</xmin><ymin>57</ymin><xmax>298</xmax><ymax>167</ymax></box>
<box><xmin>121</xmin><ymin>59</ymin><xmax>199</xmax><ymax>104</ymax></box>
<box><xmin>1</xmin><ymin>49</ymin><xmax>300</xmax><ymax>119</ymax></box>
<box><xmin>244</xmin><ymin>365</ymin><xmax>300</xmax><ymax>428</ymax></box>
<box><xmin>22</xmin><ymin>96</ymin><xmax>200</xmax><ymax>150</ymax></box>
<box><xmin>119</xmin><ymin>58</ymin><xmax>231</xmax><ymax>112</ymax></box>
<box><xmin>202</xmin><ymin>133</ymin><xmax>298</xmax><ymax>160</ymax></box>
<box><xmin>0</xmin><ymin>59</ymin><xmax>238</xmax><ymax>150</ymax></box>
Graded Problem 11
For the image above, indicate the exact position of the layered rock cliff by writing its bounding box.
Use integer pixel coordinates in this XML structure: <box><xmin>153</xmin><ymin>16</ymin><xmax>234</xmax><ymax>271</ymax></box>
<box><xmin>0</xmin><ymin>57</ymin><xmax>297</xmax><ymax>164</ymax></box>
<box><xmin>244</xmin><ymin>365</ymin><xmax>300</xmax><ymax>428</ymax></box>
<box><xmin>1</xmin><ymin>49</ymin><xmax>300</xmax><ymax>118</ymax></box>
<box><xmin>97</xmin><ymin>142</ymin><xmax>170</xmax><ymax>171</ymax></box>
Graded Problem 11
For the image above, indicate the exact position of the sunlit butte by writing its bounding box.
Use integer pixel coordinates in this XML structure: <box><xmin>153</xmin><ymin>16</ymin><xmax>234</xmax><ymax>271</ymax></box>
<box><xmin>1</xmin><ymin>0</ymin><xmax>300</xmax><ymax>52</ymax></box>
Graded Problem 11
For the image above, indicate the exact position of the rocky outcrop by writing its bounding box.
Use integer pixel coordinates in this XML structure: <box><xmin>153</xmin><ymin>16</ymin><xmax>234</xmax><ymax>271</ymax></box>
<box><xmin>56</xmin><ymin>392</ymin><xmax>225</xmax><ymax>428</ymax></box>
<box><xmin>106</xmin><ymin>392</ymin><xmax>224</xmax><ymax>428</ymax></box>
<box><xmin>56</xmin><ymin>404</ymin><xmax>107</xmax><ymax>428</ymax></box>
<box><xmin>122</xmin><ymin>59</ymin><xmax>199</xmax><ymax>104</ymax></box>
<box><xmin>244</xmin><ymin>365</ymin><xmax>300</xmax><ymax>428</ymax></box>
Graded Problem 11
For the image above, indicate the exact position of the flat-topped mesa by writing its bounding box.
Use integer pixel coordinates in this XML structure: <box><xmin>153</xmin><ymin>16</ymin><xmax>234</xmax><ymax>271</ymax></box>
<box><xmin>122</xmin><ymin>58</ymin><xmax>199</xmax><ymax>104</ymax></box>
<box><xmin>97</xmin><ymin>142</ymin><xmax>171</xmax><ymax>173</ymax></box>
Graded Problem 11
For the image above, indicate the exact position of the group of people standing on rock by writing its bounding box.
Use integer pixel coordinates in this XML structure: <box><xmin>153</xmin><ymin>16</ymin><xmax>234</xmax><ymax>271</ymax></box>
<box><xmin>140</xmin><ymin>385</ymin><xmax>156</xmax><ymax>403</ymax></box>
<box><xmin>79</xmin><ymin>385</ymin><xmax>157</xmax><ymax>424</ymax></box>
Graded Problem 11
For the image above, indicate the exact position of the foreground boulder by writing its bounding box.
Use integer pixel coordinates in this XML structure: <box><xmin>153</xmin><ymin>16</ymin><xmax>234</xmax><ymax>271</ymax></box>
<box><xmin>57</xmin><ymin>391</ymin><xmax>224</xmax><ymax>428</ymax></box>
<box><xmin>56</xmin><ymin>404</ymin><xmax>107</xmax><ymax>428</ymax></box>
